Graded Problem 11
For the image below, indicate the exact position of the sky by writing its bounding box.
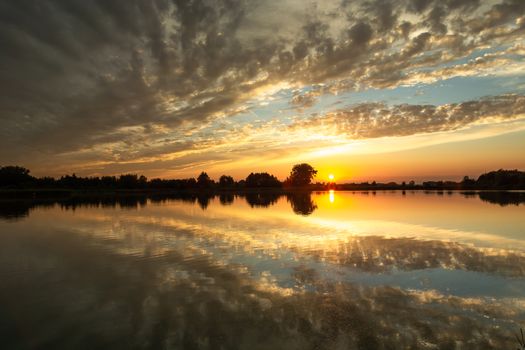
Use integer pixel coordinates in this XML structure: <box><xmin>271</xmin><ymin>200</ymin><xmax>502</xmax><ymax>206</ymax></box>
<box><xmin>1</xmin><ymin>0</ymin><xmax>524</xmax><ymax>182</ymax></box>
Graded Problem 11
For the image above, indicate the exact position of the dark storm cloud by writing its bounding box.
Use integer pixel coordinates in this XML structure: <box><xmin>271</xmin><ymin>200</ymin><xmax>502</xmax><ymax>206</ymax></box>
<box><xmin>0</xmin><ymin>0</ymin><xmax>270</xmax><ymax>160</ymax></box>
<box><xmin>290</xmin><ymin>94</ymin><xmax>525</xmax><ymax>138</ymax></box>
<box><xmin>0</xmin><ymin>0</ymin><xmax>523</xmax><ymax>173</ymax></box>
<box><xmin>408</xmin><ymin>0</ymin><xmax>480</xmax><ymax>13</ymax></box>
<box><xmin>470</xmin><ymin>0</ymin><xmax>525</xmax><ymax>31</ymax></box>
<box><xmin>365</xmin><ymin>0</ymin><xmax>397</xmax><ymax>33</ymax></box>
<box><xmin>426</xmin><ymin>5</ymin><xmax>448</xmax><ymax>34</ymax></box>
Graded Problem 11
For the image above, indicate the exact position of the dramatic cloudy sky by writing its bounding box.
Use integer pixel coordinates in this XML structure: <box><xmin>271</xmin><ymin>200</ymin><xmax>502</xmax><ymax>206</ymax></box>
<box><xmin>1</xmin><ymin>0</ymin><xmax>524</xmax><ymax>181</ymax></box>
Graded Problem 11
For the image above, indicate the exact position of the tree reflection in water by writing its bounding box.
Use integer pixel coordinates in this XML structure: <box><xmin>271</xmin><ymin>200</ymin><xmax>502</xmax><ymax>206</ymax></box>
<box><xmin>286</xmin><ymin>193</ymin><xmax>317</xmax><ymax>215</ymax></box>
<box><xmin>243</xmin><ymin>192</ymin><xmax>281</xmax><ymax>208</ymax></box>
<box><xmin>3</xmin><ymin>190</ymin><xmax>524</xmax><ymax>221</ymax></box>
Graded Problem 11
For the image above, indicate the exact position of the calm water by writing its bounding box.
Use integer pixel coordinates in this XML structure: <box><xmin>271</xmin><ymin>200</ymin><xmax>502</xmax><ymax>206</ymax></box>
<box><xmin>1</xmin><ymin>191</ymin><xmax>524</xmax><ymax>349</ymax></box>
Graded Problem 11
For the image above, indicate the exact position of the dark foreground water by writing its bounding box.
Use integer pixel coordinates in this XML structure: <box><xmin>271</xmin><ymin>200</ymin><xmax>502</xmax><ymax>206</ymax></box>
<box><xmin>1</xmin><ymin>191</ymin><xmax>524</xmax><ymax>349</ymax></box>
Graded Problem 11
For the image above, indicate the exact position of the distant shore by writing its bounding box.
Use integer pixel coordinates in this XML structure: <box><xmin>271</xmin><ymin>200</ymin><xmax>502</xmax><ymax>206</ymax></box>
<box><xmin>1</xmin><ymin>167</ymin><xmax>524</xmax><ymax>196</ymax></box>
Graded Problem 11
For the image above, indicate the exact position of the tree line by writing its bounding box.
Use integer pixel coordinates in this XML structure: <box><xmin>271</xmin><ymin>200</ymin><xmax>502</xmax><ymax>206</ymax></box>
<box><xmin>0</xmin><ymin>164</ymin><xmax>524</xmax><ymax>190</ymax></box>
<box><xmin>0</xmin><ymin>163</ymin><xmax>318</xmax><ymax>190</ymax></box>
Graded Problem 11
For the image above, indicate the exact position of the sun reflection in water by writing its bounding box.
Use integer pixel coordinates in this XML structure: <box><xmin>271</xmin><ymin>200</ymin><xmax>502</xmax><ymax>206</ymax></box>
<box><xmin>329</xmin><ymin>190</ymin><xmax>335</xmax><ymax>203</ymax></box>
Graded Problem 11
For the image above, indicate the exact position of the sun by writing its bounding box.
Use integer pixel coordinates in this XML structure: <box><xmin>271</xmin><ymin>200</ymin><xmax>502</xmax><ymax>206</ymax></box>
<box><xmin>328</xmin><ymin>174</ymin><xmax>334</xmax><ymax>181</ymax></box>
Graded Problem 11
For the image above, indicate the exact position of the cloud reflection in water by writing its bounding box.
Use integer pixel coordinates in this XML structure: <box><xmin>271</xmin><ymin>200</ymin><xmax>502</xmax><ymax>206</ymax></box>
<box><xmin>0</xmin><ymin>191</ymin><xmax>524</xmax><ymax>349</ymax></box>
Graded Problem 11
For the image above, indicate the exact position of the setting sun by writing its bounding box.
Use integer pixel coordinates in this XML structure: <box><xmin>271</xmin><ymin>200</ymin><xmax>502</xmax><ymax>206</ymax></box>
<box><xmin>328</xmin><ymin>174</ymin><xmax>334</xmax><ymax>181</ymax></box>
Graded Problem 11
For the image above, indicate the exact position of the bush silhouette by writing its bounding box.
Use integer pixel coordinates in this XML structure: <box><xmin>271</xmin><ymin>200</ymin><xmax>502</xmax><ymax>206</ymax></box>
<box><xmin>0</xmin><ymin>166</ymin><xmax>34</xmax><ymax>187</ymax></box>
<box><xmin>245</xmin><ymin>172</ymin><xmax>281</xmax><ymax>188</ymax></box>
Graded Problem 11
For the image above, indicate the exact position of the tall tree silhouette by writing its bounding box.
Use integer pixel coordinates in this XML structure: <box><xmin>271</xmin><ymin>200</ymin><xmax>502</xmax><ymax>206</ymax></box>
<box><xmin>287</xmin><ymin>163</ymin><xmax>317</xmax><ymax>187</ymax></box>
<box><xmin>197</xmin><ymin>172</ymin><xmax>212</xmax><ymax>188</ymax></box>
<box><xmin>219</xmin><ymin>175</ymin><xmax>234</xmax><ymax>187</ymax></box>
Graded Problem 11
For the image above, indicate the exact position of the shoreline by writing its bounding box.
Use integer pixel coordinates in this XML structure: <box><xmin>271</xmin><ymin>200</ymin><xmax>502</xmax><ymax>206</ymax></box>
<box><xmin>1</xmin><ymin>187</ymin><xmax>524</xmax><ymax>200</ymax></box>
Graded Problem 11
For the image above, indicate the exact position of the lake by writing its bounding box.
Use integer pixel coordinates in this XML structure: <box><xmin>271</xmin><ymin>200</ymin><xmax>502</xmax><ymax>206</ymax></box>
<box><xmin>1</xmin><ymin>191</ymin><xmax>524</xmax><ymax>349</ymax></box>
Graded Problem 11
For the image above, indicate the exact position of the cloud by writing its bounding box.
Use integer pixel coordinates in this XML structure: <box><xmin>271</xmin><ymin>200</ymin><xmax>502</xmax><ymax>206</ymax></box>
<box><xmin>290</xmin><ymin>87</ymin><xmax>324</xmax><ymax>109</ymax></box>
<box><xmin>0</xmin><ymin>0</ymin><xmax>524</xmax><ymax>174</ymax></box>
<box><xmin>290</xmin><ymin>94</ymin><xmax>525</xmax><ymax>139</ymax></box>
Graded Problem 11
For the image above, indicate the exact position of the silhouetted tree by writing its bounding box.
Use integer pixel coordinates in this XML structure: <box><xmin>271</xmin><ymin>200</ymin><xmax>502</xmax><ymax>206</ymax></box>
<box><xmin>197</xmin><ymin>172</ymin><xmax>213</xmax><ymax>188</ymax></box>
<box><xmin>461</xmin><ymin>176</ymin><xmax>476</xmax><ymax>187</ymax></box>
<box><xmin>422</xmin><ymin>181</ymin><xmax>443</xmax><ymax>189</ymax></box>
<box><xmin>0</xmin><ymin>166</ymin><xmax>34</xmax><ymax>187</ymax></box>
<box><xmin>149</xmin><ymin>178</ymin><xmax>197</xmax><ymax>190</ymax></box>
<box><xmin>118</xmin><ymin>174</ymin><xmax>142</xmax><ymax>189</ymax></box>
<box><xmin>58</xmin><ymin>174</ymin><xmax>78</xmax><ymax>188</ymax></box>
<box><xmin>34</xmin><ymin>176</ymin><xmax>56</xmax><ymax>188</ymax></box>
<box><xmin>187</xmin><ymin>178</ymin><xmax>197</xmax><ymax>188</ymax></box>
<box><xmin>101</xmin><ymin>176</ymin><xmax>117</xmax><ymax>188</ymax></box>
<box><xmin>245</xmin><ymin>172</ymin><xmax>281</xmax><ymax>188</ymax></box>
<box><xmin>219</xmin><ymin>175</ymin><xmax>235</xmax><ymax>187</ymax></box>
<box><xmin>138</xmin><ymin>175</ymin><xmax>147</xmax><ymax>188</ymax></box>
<box><xmin>476</xmin><ymin>169</ymin><xmax>525</xmax><ymax>189</ymax></box>
<box><xmin>287</xmin><ymin>163</ymin><xmax>317</xmax><ymax>187</ymax></box>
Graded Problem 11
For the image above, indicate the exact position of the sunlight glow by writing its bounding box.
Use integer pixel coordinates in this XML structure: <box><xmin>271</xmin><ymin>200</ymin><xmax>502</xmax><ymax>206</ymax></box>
<box><xmin>328</xmin><ymin>174</ymin><xmax>334</xmax><ymax>181</ymax></box>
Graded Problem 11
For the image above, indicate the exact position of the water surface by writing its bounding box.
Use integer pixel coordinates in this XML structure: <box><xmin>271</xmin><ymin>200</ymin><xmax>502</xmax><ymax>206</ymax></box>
<box><xmin>1</xmin><ymin>191</ymin><xmax>524</xmax><ymax>349</ymax></box>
